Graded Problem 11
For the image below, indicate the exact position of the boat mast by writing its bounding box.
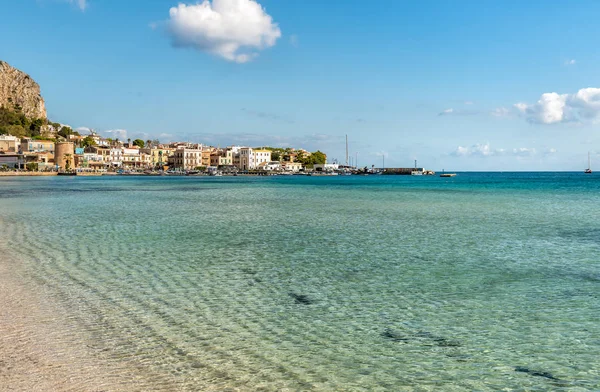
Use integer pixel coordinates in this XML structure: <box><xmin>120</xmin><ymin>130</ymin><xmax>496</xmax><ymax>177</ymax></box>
<box><xmin>345</xmin><ymin>135</ymin><xmax>349</xmax><ymax>167</ymax></box>
<box><xmin>589</xmin><ymin>151</ymin><xmax>592</xmax><ymax>170</ymax></box>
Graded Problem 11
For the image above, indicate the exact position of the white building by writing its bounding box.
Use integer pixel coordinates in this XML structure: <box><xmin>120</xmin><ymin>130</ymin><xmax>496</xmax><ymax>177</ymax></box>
<box><xmin>238</xmin><ymin>148</ymin><xmax>271</xmax><ymax>170</ymax></box>
<box><xmin>122</xmin><ymin>147</ymin><xmax>146</xmax><ymax>169</ymax></box>
<box><xmin>110</xmin><ymin>148</ymin><xmax>123</xmax><ymax>167</ymax></box>
<box><xmin>260</xmin><ymin>161</ymin><xmax>282</xmax><ymax>171</ymax></box>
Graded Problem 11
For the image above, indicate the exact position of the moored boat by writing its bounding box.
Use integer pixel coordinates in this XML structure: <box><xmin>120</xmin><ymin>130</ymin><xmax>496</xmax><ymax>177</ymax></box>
<box><xmin>585</xmin><ymin>152</ymin><xmax>592</xmax><ymax>174</ymax></box>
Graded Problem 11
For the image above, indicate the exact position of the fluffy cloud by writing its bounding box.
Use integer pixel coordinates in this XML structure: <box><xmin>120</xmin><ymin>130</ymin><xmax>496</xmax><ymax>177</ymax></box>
<box><xmin>515</xmin><ymin>87</ymin><xmax>600</xmax><ymax>124</ymax></box>
<box><xmin>68</xmin><ymin>0</ymin><xmax>87</xmax><ymax>11</ymax></box>
<box><xmin>565</xmin><ymin>59</ymin><xmax>576</xmax><ymax>65</ymax></box>
<box><xmin>102</xmin><ymin>129</ymin><xmax>128</xmax><ymax>140</ymax></box>
<box><xmin>491</xmin><ymin>107</ymin><xmax>510</xmax><ymax>117</ymax></box>
<box><xmin>451</xmin><ymin>143</ymin><xmax>549</xmax><ymax>158</ymax></box>
<box><xmin>165</xmin><ymin>0</ymin><xmax>281</xmax><ymax>63</ymax></box>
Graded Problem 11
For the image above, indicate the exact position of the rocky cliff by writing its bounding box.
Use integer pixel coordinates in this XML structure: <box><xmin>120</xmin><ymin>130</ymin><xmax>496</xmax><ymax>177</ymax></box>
<box><xmin>0</xmin><ymin>60</ymin><xmax>47</xmax><ymax>119</ymax></box>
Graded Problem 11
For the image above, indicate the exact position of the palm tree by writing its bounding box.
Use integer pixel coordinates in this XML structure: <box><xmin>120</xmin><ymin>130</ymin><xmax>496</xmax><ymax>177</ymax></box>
<box><xmin>64</xmin><ymin>154</ymin><xmax>73</xmax><ymax>171</ymax></box>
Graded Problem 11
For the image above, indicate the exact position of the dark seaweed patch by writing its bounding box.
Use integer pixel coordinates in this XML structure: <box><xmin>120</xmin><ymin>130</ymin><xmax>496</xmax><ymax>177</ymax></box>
<box><xmin>514</xmin><ymin>366</ymin><xmax>561</xmax><ymax>381</ymax></box>
<box><xmin>382</xmin><ymin>328</ymin><xmax>409</xmax><ymax>342</ymax></box>
<box><xmin>289</xmin><ymin>293</ymin><xmax>314</xmax><ymax>305</ymax></box>
<box><xmin>432</xmin><ymin>337</ymin><xmax>461</xmax><ymax>347</ymax></box>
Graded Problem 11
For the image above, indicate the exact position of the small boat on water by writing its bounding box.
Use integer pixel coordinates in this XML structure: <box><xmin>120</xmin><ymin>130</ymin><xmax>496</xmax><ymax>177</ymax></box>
<box><xmin>585</xmin><ymin>152</ymin><xmax>592</xmax><ymax>174</ymax></box>
<box><xmin>440</xmin><ymin>170</ymin><xmax>456</xmax><ymax>178</ymax></box>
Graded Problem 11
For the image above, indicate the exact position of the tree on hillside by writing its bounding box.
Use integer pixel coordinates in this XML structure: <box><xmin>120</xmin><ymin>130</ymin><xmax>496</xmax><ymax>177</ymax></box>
<box><xmin>57</xmin><ymin>126</ymin><xmax>74</xmax><ymax>139</ymax></box>
<box><xmin>133</xmin><ymin>139</ymin><xmax>145</xmax><ymax>148</ymax></box>
<box><xmin>81</xmin><ymin>136</ymin><xmax>96</xmax><ymax>148</ymax></box>
<box><xmin>29</xmin><ymin>118</ymin><xmax>44</xmax><ymax>136</ymax></box>
<box><xmin>311</xmin><ymin>150</ymin><xmax>327</xmax><ymax>165</ymax></box>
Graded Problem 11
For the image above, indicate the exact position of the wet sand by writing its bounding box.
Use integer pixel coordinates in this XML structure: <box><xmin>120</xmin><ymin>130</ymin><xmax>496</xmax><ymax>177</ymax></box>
<box><xmin>0</xmin><ymin>256</ymin><xmax>157</xmax><ymax>392</ymax></box>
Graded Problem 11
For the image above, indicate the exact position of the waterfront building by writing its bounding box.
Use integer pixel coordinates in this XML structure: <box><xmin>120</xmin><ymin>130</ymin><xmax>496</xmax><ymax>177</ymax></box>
<box><xmin>0</xmin><ymin>153</ymin><xmax>24</xmax><ymax>169</ymax></box>
<box><xmin>171</xmin><ymin>147</ymin><xmax>203</xmax><ymax>171</ymax></box>
<box><xmin>238</xmin><ymin>148</ymin><xmax>272</xmax><ymax>170</ymax></box>
<box><xmin>85</xmin><ymin>146</ymin><xmax>111</xmax><ymax>167</ymax></box>
<box><xmin>122</xmin><ymin>147</ymin><xmax>143</xmax><ymax>169</ymax></box>
<box><xmin>82</xmin><ymin>152</ymin><xmax>104</xmax><ymax>169</ymax></box>
<box><xmin>210</xmin><ymin>148</ymin><xmax>235</xmax><ymax>167</ymax></box>
<box><xmin>21</xmin><ymin>138</ymin><xmax>55</xmax><ymax>154</ymax></box>
<box><xmin>0</xmin><ymin>135</ymin><xmax>21</xmax><ymax>153</ymax></box>
<box><xmin>282</xmin><ymin>161</ymin><xmax>304</xmax><ymax>172</ymax></box>
<box><xmin>201</xmin><ymin>149</ymin><xmax>212</xmax><ymax>167</ymax></box>
<box><xmin>259</xmin><ymin>161</ymin><xmax>282</xmax><ymax>171</ymax></box>
<box><xmin>109</xmin><ymin>148</ymin><xmax>123</xmax><ymax>168</ymax></box>
<box><xmin>141</xmin><ymin>147</ymin><xmax>175</xmax><ymax>168</ymax></box>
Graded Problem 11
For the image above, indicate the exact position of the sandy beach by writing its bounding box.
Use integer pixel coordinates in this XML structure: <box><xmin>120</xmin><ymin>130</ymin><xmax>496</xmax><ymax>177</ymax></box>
<box><xmin>0</xmin><ymin>254</ymin><xmax>157</xmax><ymax>392</ymax></box>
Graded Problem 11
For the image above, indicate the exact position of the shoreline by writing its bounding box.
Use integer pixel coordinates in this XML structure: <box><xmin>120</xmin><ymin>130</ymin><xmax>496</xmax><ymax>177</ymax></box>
<box><xmin>0</xmin><ymin>248</ymin><xmax>174</xmax><ymax>392</ymax></box>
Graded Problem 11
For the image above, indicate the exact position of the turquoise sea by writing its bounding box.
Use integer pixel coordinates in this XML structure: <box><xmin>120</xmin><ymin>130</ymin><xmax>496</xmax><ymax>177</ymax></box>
<box><xmin>1</xmin><ymin>173</ymin><xmax>599</xmax><ymax>391</ymax></box>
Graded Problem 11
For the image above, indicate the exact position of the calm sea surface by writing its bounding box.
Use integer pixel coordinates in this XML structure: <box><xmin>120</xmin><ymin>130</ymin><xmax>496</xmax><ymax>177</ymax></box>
<box><xmin>1</xmin><ymin>173</ymin><xmax>599</xmax><ymax>391</ymax></box>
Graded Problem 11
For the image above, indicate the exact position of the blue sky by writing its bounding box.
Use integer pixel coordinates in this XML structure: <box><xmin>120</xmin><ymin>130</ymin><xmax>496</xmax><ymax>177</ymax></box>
<box><xmin>1</xmin><ymin>0</ymin><xmax>599</xmax><ymax>170</ymax></box>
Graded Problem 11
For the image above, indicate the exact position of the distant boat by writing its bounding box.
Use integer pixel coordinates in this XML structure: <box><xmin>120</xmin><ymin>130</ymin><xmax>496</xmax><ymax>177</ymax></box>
<box><xmin>440</xmin><ymin>169</ymin><xmax>456</xmax><ymax>178</ymax></box>
<box><xmin>585</xmin><ymin>152</ymin><xmax>592</xmax><ymax>174</ymax></box>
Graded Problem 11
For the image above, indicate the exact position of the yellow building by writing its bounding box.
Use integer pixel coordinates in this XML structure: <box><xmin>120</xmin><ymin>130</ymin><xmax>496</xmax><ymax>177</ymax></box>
<box><xmin>141</xmin><ymin>147</ymin><xmax>175</xmax><ymax>167</ymax></box>
<box><xmin>21</xmin><ymin>138</ymin><xmax>55</xmax><ymax>154</ymax></box>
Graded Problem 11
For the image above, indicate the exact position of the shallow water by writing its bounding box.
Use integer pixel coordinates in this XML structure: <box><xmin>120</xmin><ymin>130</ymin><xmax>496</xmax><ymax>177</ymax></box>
<box><xmin>1</xmin><ymin>173</ymin><xmax>599</xmax><ymax>391</ymax></box>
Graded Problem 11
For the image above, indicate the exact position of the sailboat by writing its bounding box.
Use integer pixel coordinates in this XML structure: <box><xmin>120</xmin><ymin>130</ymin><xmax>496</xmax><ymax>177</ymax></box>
<box><xmin>585</xmin><ymin>152</ymin><xmax>592</xmax><ymax>174</ymax></box>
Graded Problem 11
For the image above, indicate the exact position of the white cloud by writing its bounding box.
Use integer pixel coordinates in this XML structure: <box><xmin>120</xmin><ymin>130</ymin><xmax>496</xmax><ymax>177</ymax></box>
<box><xmin>103</xmin><ymin>129</ymin><xmax>128</xmax><ymax>140</ymax></box>
<box><xmin>76</xmin><ymin>127</ymin><xmax>91</xmax><ymax>134</ymax></box>
<box><xmin>452</xmin><ymin>143</ymin><xmax>546</xmax><ymax>158</ymax></box>
<box><xmin>515</xmin><ymin>93</ymin><xmax>569</xmax><ymax>124</ymax></box>
<box><xmin>569</xmin><ymin>88</ymin><xmax>600</xmax><ymax>120</ymax></box>
<box><xmin>565</xmin><ymin>59</ymin><xmax>576</xmax><ymax>65</ymax></box>
<box><xmin>511</xmin><ymin>147</ymin><xmax>536</xmax><ymax>157</ymax></box>
<box><xmin>165</xmin><ymin>0</ymin><xmax>281</xmax><ymax>63</ymax></box>
<box><xmin>491</xmin><ymin>107</ymin><xmax>510</xmax><ymax>117</ymax></box>
<box><xmin>514</xmin><ymin>87</ymin><xmax>600</xmax><ymax>124</ymax></box>
<box><xmin>438</xmin><ymin>108</ymin><xmax>479</xmax><ymax>116</ymax></box>
<box><xmin>68</xmin><ymin>0</ymin><xmax>87</xmax><ymax>11</ymax></box>
<box><xmin>452</xmin><ymin>143</ymin><xmax>504</xmax><ymax>157</ymax></box>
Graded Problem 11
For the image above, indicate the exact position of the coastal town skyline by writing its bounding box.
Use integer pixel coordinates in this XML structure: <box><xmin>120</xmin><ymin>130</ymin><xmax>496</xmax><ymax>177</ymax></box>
<box><xmin>1</xmin><ymin>0</ymin><xmax>600</xmax><ymax>170</ymax></box>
